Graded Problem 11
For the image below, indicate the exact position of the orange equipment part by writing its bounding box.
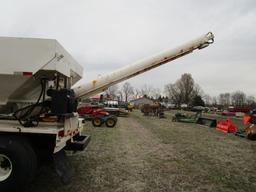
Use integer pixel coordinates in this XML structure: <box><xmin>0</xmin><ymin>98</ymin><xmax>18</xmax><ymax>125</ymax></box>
<box><xmin>216</xmin><ymin>119</ymin><xmax>237</xmax><ymax>133</ymax></box>
<box><xmin>243</xmin><ymin>115</ymin><xmax>251</xmax><ymax>124</ymax></box>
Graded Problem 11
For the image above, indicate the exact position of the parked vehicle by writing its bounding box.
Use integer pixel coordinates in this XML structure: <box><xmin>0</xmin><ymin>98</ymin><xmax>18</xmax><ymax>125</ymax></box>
<box><xmin>141</xmin><ymin>103</ymin><xmax>165</xmax><ymax>118</ymax></box>
<box><xmin>228</xmin><ymin>106</ymin><xmax>251</xmax><ymax>113</ymax></box>
<box><xmin>77</xmin><ymin>105</ymin><xmax>117</xmax><ymax>127</ymax></box>
<box><xmin>0</xmin><ymin>32</ymin><xmax>214</xmax><ymax>191</ymax></box>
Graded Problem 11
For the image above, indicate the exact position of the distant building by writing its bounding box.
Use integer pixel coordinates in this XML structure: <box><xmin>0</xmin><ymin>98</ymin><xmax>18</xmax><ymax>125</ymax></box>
<box><xmin>130</xmin><ymin>97</ymin><xmax>154</xmax><ymax>108</ymax></box>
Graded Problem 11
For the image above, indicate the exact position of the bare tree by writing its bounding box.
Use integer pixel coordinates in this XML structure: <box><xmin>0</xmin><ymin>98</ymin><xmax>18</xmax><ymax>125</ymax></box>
<box><xmin>246</xmin><ymin>95</ymin><xmax>255</xmax><ymax>105</ymax></box>
<box><xmin>105</xmin><ymin>84</ymin><xmax>119</xmax><ymax>100</ymax></box>
<box><xmin>231</xmin><ymin>91</ymin><xmax>246</xmax><ymax>106</ymax></box>
<box><xmin>218</xmin><ymin>94</ymin><xmax>225</xmax><ymax>106</ymax></box>
<box><xmin>246</xmin><ymin>95</ymin><xmax>256</xmax><ymax>108</ymax></box>
<box><xmin>164</xmin><ymin>83</ymin><xmax>182</xmax><ymax>106</ymax></box>
<box><xmin>218</xmin><ymin>93</ymin><xmax>231</xmax><ymax>107</ymax></box>
<box><xmin>121</xmin><ymin>82</ymin><xmax>134</xmax><ymax>102</ymax></box>
<box><xmin>203</xmin><ymin>94</ymin><xmax>212</xmax><ymax>106</ymax></box>
<box><xmin>192</xmin><ymin>83</ymin><xmax>204</xmax><ymax>98</ymax></box>
<box><xmin>165</xmin><ymin>73</ymin><xmax>199</xmax><ymax>106</ymax></box>
<box><xmin>140</xmin><ymin>84</ymin><xmax>153</xmax><ymax>97</ymax></box>
<box><xmin>133</xmin><ymin>88</ymin><xmax>141</xmax><ymax>99</ymax></box>
<box><xmin>117</xmin><ymin>90</ymin><xmax>123</xmax><ymax>101</ymax></box>
<box><xmin>212</xmin><ymin>96</ymin><xmax>218</xmax><ymax>106</ymax></box>
<box><xmin>151</xmin><ymin>87</ymin><xmax>161</xmax><ymax>99</ymax></box>
<box><xmin>177</xmin><ymin>73</ymin><xmax>195</xmax><ymax>104</ymax></box>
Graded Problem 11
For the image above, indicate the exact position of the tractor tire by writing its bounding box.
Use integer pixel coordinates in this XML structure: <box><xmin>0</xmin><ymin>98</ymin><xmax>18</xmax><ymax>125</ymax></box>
<box><xmin>92</xmin><ymin>116</ymin><xmax>103</xmax><ymax>127</ymax></box>
<box><xmin>105</xmin><ymin>116</ymin><xmax>117</xmax><ymax>128</ymax></box>
<box><xmin>247</xmin><ymin>129</ymin><xmax>256</xmax><ymax>140</ymax></box>
<box><xmin>0</xmin><ymin>135</ymin><xmax>37</xmax><ymax>192</ymax></box>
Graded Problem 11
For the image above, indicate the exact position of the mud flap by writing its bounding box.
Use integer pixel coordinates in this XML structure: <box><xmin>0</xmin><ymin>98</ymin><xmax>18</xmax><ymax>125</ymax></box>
<box><xmin>53</xmin><ymin>150</ymin><xmax>74</xmax><ymax>184</ymax></box>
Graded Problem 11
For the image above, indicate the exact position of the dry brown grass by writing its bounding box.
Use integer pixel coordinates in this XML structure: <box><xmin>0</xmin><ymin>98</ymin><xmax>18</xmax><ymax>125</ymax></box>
<box><xmin>28</xmin><ymin>110</ymin><xmax>256</xmax><ymax>192</ymax></box>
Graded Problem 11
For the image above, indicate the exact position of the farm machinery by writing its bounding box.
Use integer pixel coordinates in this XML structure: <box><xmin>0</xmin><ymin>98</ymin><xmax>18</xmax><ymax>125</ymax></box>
<box><xmin>215</xmin><ymin>112</ymin><xmax>256</xmax><ymax>140</ymax></box>
<box><xmin>172</xmin><ymin>110</ymin><xmax>256</xmax><ymax>140</ymax></box>
<box><xmin>172</xmin><ymin>111</ymin><xmax>202</xmax><ymax>123</ymax></box>
<box><xmin>141</xmin><ymin>103</ymin><xmax>165</xmax><ymax>118</ymax></box>
<box><xmin>172</xmin><ymin>111</ymin><xmax>217</xmax><ymax>127</ymax></box>
<box><xmin>0</xmin><ymin>32</ymin><xmax>214</xmax><ymax>192</ymax></box>
<box><xmin>103</xmin><ymin>100</ymin><xmax>129</xmax><ymax>116</ymax></box>
<box><xmin>77</xmin><ymin>105</ymin><xmax>117</xmax><ymax>127</ymax></box>
<box><xmin>80</xmin><ymin>99</ymin><xmax>129</xmax><ymax>117</ymax></box>
<box><xmin>235</xmin><ymin>114</ymin><xmax>256</xmax><ymax>140</ymax></box>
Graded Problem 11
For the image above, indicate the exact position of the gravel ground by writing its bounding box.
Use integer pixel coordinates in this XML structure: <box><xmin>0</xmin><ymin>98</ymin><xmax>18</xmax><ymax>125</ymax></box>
<box><xmin>28</xmin><ymin>110</ymin><xmax>256</xmax><ymax>192</ymax></box>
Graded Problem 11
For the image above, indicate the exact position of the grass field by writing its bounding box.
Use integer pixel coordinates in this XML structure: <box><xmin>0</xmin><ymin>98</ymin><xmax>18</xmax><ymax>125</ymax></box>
<box><xmin>29</xmin><ymin>110</ymin><xmax>256</xmax><ymax>192</ymax></box>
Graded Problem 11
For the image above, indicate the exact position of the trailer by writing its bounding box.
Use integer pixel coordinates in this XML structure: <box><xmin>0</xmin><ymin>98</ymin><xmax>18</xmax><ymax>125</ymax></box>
<box><xmin>0</xmin><ymin>32</ymin><xmax>214</xmax><ymax>191</ymax></box>
<box><xmin>172</xmin><ymin>112</ymin><xmax>202</xmax><ymax>123</ymax></box>
<box><xmin>77</xmin><ymin>104</ymin><xmax>118</xmax><ymax>127</ymax></box>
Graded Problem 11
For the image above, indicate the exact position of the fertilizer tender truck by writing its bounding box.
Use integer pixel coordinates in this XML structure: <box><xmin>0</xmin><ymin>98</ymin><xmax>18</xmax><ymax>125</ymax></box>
<box><xmin>0</xmin><ymin>32</ymin><xmax>214</xmax><ymax>191</ymax></box>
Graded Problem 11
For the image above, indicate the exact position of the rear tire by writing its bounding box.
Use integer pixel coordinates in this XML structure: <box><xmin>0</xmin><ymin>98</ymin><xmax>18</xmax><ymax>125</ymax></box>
<box><xmin>105</xmin><ymin>116</ymin><xmax>117</xmax><ymax>128</ymax></box>
<box><xmin>0</xmin><ymin>135</ymin><xmax>37</xmax><ymax>192</ymax></box>
<box><xmin>92</xmin><ymin>116</ymin><xmax>103</xmax><ymax>127</ymax></box>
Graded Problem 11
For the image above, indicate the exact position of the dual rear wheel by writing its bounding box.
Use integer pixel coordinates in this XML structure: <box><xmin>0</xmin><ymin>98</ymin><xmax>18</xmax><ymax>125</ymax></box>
<box><xmin>0</xmin><ymin>135</ymin><xmax>37</xmax><ymax>192</ymax></box>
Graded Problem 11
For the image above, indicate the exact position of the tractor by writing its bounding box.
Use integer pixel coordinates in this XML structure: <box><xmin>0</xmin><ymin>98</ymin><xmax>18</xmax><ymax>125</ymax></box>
<box><xmin>77</xmin><ymin>105</ymin><xmax>117</xmax><ymax>127</ymax></box>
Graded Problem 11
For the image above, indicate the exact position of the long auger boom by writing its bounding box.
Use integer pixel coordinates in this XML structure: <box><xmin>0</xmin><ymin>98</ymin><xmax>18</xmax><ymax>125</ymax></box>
<box><xmin>73</xmin><ymin>32</ymin><xmax>214</xmax><ymax>99</ymax></box>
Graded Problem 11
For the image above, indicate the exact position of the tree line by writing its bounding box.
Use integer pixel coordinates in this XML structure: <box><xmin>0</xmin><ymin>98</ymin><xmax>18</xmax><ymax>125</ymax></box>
<box><xmin>105</xmin><ymin>73</ymin><xmax>256</xmax><ymax>108</ymax></box>
<box><xmin>105</xmin><ymin>82</ymin><xmax>164</xmax><ymax>102</ymax></box>
<box><xmin>208</xmin><ymin>92</ymin><xmax>256</xmax><ymax>108</ymax></box>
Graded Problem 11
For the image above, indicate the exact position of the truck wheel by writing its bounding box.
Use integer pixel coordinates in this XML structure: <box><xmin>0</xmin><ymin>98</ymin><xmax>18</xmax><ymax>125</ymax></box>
<box><xmin>92</xmin><ymin>117</ymin><xmax>103</xmax><ymax>127</ymax></box>
<box><xmin>105</xmin><ymin>116</ymin><xmax>117</xmax><ymax>128</ymax></box>
<box><xmin>0</xmin><ymin>135</ymin><xmax>37</xmax><ymax>192</ymax></box>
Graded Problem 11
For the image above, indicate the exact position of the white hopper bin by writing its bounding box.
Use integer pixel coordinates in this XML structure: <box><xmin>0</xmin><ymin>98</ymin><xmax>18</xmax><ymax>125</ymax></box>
<box><xmin>0</xmin><ymin>37</ymin><xmax>83</xmax><ymax>106</ymax></box>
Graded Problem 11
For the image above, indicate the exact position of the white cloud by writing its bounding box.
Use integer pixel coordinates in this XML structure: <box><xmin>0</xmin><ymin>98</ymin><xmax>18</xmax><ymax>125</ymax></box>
<box><xmin>0</xmin><ymin>0</ymin><xmax>255</xmax><ymax>96</ymax></box>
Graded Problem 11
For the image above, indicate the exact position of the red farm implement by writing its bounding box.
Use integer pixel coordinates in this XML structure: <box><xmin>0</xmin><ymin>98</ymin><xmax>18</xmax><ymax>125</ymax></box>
<box><xmin>235</xmin><ymin>114</ymin><xmax>256</xmax><ymax>140</ymax></box>
<box><xmin>77</xmin><ymin>105</ymin><xmax>117</xmax><ymax>127</ymax></box>
<box><xmin>216</xmin><ymin>119</ymin><xmax>237</xmax><ymax>133</ymax></box>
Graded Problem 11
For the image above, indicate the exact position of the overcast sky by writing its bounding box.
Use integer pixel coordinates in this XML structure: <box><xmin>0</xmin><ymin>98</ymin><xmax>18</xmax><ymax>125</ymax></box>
<box><xmin>0</xmin><ymin>0</ymin><xmax>255</xmax><ymax>97</ymax></box>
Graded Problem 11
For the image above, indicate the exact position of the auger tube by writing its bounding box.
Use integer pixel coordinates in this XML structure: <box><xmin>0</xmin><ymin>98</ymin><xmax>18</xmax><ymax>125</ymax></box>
<box><xmin>73</xmin><ymin>32</ymin><xmax>214</xmax><ymax>99</ymax></box>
